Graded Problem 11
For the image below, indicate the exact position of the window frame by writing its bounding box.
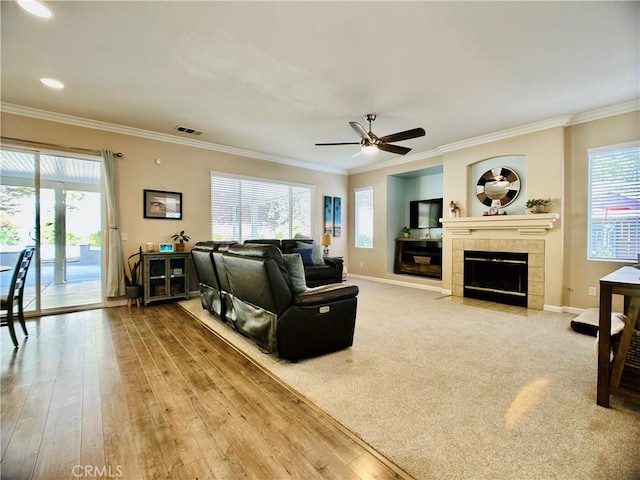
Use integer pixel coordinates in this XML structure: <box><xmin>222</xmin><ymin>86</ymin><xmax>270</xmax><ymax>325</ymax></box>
<box><xmin>587</xmin><ymin>140</ymin><xmax>640</xmax><ymax>262</ymax></box>
<box><xmin>354</xmin><ymin>186</ymin><xmax>374</xmax><ymax>249</ymax></box>
<box><xmin>210</xmin><ymin>171</ymin><xmax>314</xmax><ymax>242</ymax></box>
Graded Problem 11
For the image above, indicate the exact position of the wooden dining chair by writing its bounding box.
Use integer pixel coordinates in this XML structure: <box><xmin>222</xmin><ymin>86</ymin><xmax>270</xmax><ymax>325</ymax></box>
<box><xmin>1</xmin><ymin>247</ymin><xmax>35</xmax><ymax>348</ymax></box>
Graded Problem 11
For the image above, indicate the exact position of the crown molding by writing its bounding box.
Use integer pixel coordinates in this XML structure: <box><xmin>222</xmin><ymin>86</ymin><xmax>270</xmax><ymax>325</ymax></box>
<box><xmin>0</xmin><ymin>103</ymin><xmax>348</xmax><ymax>175</ymax></box>
<box><xmin>568</xmin><ymin>99</ymin><xmax>640</xmax><ymax>126</ymax></box>
<box><xmin>437</xmin><ymin>116</ymin><xmax>574</xmax><ymax>153</ymax></box>
<box><xmin>348</xmin><ymin>98</ymin><xmax>640</xmax><ymax>174</ymax></box>
<box><xmin>347</xmin><ymin>115</ymin><xmax>573</xmax><ymax>175</ymax></box>
<box><xmin>348</xmin><ymin>148</ymin><xmax>442</xmax><ymax>175</ymax></box>
<box><xmin>4</xmin><ymin>99</ymin><xmax>638</xmax><ymax>177</ymax></box>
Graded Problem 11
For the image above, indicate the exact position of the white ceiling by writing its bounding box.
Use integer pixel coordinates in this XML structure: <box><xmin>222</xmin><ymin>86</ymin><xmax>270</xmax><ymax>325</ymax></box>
<box><xmin>1</xmin><ymin>1</ymin><xmax>638</xmax><ymax>174</ymax></box>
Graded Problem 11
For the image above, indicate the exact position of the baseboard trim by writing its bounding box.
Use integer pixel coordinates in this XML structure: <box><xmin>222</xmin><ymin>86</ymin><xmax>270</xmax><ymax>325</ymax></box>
<box><xmin>348</xmin><ymin>275</ymin><xmax>582</xmax><ymax>313</ymax></box>
<box><xmin>348</xmin><ymin>273</ymin><xmax>447</xmax><ymax>294</ymax></box>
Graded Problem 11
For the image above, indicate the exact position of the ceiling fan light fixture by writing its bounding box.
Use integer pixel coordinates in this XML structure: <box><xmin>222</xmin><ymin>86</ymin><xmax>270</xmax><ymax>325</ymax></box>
<box><xmin>17</xmin><ymin>0</ymin><xmax>53</xmax><ymax>18</ymax></box>
<box><xmin>316</xmin><ymin>114</ymin><xmax>425</xmax><ymax>157</ymax></box>
<box><xmin>361</xmin><ymin>144</ymin><xmax>378</xmax><ymax>154</ymax></box>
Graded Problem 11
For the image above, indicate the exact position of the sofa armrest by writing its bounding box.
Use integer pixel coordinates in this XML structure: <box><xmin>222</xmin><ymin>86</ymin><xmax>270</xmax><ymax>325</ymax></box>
<box><xmin>293</xmin><ymin>283</ymin><xmax>358</xmax><ymax>306</ymax></box>
<box><xmin>322</xmin><ymin>256</ymin><xmax>343</xmax><ymax>266</ymax></box>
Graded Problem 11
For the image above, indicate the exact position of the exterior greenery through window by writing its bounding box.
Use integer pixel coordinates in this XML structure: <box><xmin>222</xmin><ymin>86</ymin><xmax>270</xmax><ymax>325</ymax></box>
<box><xmin>587</xmin><ymin>141</ymin><xmax>639</xmax><ymax>262</ymax></box>
<box><xmin>355</xmin><ymin>187</ymin><xmax>373</xmax><ymax>248</ymax></box>
<box><xmin>210</xmin><ymin>172</ymin><xmax>312</xmax><ymax>242</ymax></box>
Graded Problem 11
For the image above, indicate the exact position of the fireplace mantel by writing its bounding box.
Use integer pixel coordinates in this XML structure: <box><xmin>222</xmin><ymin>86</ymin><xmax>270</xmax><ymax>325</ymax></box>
<box><xmin>441</xmin><ymin>213</ymin><xmax>560</xmax><ymax>235</ymax></box>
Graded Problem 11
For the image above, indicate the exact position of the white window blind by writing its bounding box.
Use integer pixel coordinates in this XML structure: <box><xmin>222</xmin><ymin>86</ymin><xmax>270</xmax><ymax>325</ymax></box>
<box><xmin>210</xmin><ymin>172</ymin><xmax>312</xmax><ymax>242</ymax></box>
<box><xmin>355</xmin><ymin>187</ymin><xmax>373</xmax><ymax>248</ymax></box>
<box><xmin>588</xmin><ymin>141</ymin><xmax>640</xmax><ymax>262</ymax></box>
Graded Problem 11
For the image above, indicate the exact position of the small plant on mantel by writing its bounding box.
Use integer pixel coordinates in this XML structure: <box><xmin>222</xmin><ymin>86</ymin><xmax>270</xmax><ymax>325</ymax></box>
<box><xmin>525</xmin><ymin>198</ymin><xmax>551</xmax><ymax>213</ymax></box>
<box><xmin>401</xmin><ymin>226</ymin><xmax>411</xmax><ymax>238</ymax></box>
<box><xmin>171</xmin><ymin>230</ymin><xmax>191</xmax><ymax>252</ymax></box>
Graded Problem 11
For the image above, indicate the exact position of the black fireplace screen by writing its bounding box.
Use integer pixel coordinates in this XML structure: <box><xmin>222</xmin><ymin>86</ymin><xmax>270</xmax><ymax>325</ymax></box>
<box><xmin>464</xmin><ymin>251</ymin><xmax>528</xmax><ymax>307</ymax></box>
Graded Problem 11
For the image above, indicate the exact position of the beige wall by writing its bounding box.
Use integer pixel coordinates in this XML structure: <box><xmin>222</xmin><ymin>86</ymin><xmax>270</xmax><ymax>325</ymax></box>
<box><xmin>565</xmin><ymin>111</ymin><xmax>640</xmax><ymax>310</ymax></box>
<box><xmin>441</xmin><ymin>127</ymin><xmax>565</xmax><ymax>308</ymax></box>
<box><xmin>4</xmin><ymin>109</ymin><xmax>638</xmax><ymax>310</ymax></box>
<box><xmin>1</xmin><ymin>113</ymin><xmax>349</xmax><ymax>266</ymax></box>
<box><xmin>349</xmin><ymin>112</ymin><xmax>639</xmax><ymax>311</ymax></box>
<box><xmin>347</xmin><ymin>155</ymin><xmax>444</xmax><ymax>288</ymax></box>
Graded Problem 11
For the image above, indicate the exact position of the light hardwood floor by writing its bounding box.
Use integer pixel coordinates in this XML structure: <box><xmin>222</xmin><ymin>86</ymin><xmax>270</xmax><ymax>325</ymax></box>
<box><xmin>1</xmin><ymin>304</ymin><xmax>409</xmax><ymax>480</ymax></box>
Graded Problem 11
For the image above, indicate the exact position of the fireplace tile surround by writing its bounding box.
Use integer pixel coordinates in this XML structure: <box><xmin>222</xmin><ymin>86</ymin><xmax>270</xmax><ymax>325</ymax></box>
<box><xmin>452</xmin><ymin>238</ymin><xmax>545</xmax><ymax>309</ymax></box>
<box><xmin>443</xmin><ymin>214</ymin><xmax>560</xmax><ymax>310</ymax></box>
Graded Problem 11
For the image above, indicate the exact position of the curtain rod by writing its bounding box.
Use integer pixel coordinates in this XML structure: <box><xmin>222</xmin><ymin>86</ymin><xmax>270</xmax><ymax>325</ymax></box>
<box><xmin>0</xmin><ymin>136</ymin><xmax>123</xmax><ymax>157</ymax></box>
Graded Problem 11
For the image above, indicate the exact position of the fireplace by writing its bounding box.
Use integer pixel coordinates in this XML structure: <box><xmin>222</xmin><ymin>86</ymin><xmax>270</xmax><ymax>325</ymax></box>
<box><xmin>464</xmin><ymin>250</ymin><xmax>528</xmax><ymax>307</ymax></box>
<box><xmin>443</xmin><ymin>217</ymin><xmax>556</xmax><ymax>310</ymax></box>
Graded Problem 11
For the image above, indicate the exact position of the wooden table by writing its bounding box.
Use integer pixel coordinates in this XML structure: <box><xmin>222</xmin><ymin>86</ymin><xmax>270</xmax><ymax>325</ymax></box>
<box><xmin>597</xmin><ymin>266</ymin><xmax>640</xmax><ymax>407</ymax></box>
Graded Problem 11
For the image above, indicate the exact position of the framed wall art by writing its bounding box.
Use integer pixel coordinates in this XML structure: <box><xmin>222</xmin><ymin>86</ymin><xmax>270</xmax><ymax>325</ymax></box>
<box><xmin>144</xmin><ymin>189</ymin><xmax>183</xmax><ymax>219</ymax></box>
<box><xmin>333</xmin><ymin>196</ymin><xmax>342</xmax><ymax>237</ymax></box>
<box><xmin>324</xmin><ymin>196</ymin><xmax>333</xmax><ymax>236</ymax></box>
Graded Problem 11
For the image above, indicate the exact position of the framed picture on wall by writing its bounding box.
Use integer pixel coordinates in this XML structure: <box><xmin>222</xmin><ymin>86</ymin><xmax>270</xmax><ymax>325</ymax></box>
<box><xmin>324</xmin><ymin>196</ymin><xmax>333</xmax><ymax>235</ymax></box>
<box><xmin>333</xmin><ymin>196</ymin><xmax>342</xmax><ymax>237</ymax></box>
<box><xmin>144</xmin><ymin>189</ymin><xmax>182</xmax><ymax>219</ymax></box>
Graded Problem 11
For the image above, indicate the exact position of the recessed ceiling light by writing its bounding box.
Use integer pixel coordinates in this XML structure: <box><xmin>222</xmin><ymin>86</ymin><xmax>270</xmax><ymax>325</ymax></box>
<box><xmin>40</xmin><ymin>78</ymin><xmax>64</xmax><ymax>89</ymax></box>
<box><xmin>17</xmin><ymin>0</ymin><xmax>52</xmax><ymax>18</ymax></box>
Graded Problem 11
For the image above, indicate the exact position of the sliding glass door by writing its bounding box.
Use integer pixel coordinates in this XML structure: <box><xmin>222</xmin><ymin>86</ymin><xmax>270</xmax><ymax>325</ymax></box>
<box><xmin>0</xmin><ymin>149</ymin><xmax>37</xmax><ymax>313</ymax></box>
<box><xmin>0</xmin><ymin>148</ymin><xmax>103</xmax><ymax>313</ymax></box>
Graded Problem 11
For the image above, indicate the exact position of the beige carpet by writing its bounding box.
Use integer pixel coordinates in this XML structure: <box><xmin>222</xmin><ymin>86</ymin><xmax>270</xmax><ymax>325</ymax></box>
<box><xmin>180</xmin><ymin>278</ymin><xmax>640</xmax><ymax>480</ymax></box>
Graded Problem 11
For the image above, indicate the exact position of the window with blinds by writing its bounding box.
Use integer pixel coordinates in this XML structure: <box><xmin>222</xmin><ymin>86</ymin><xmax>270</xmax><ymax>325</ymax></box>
<box><xmin>355</xmin><ymin>186</ymin><xmax>373</xmax><ymax>248</ymax></box>
<box><xmin>588</xmin><ymin>141</ymin><xmax>640</xmax><ymax>262</ymax></box>
<box><xmin>210</xmin><ymin>172</ymin><xmax>312</xmax><ymax>242</ymax></box>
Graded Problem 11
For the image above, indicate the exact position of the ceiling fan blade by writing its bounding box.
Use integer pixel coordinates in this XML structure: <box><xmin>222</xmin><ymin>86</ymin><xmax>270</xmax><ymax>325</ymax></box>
<box><xmin>378</xmin><ymin>143</ymin><xmax>412</xmax><ymax>155</ymax></box>
<box><xmin>349</xmin><ymin>122</ymin><xmax>372</xmax><ymax>142</ymax></box>
<box><xmin>315</xmin><ymin>142</ymin><xmax>361</xmax><ymax>146</ymax></box>
<box><xmin>379</xmin><ymin>127</ymin><xmax>426</xmax><ymax>143</ymax></box>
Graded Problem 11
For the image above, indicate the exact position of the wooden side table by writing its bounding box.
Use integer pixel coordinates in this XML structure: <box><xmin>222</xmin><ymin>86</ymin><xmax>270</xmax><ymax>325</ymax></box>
<box><xmin>597</xmin><ymin>266</ymin><xmax>640</xmax><ymax>407</ymax></box>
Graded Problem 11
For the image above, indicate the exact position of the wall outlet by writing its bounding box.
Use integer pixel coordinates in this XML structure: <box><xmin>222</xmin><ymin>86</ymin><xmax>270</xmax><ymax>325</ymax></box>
<box><xmin>588</xmin><ymin>286</ymin><xmax>597</xmax><ymax>296</ymax></box>
<box><xmin>121</xmin><ymin>232</ymin><xmax>128</xmax><ymax>241</ymax></box>
<box><xmin>359</xmin><ymin>262</ymin><xmax>364</xmax><ymax>268</ymax></box>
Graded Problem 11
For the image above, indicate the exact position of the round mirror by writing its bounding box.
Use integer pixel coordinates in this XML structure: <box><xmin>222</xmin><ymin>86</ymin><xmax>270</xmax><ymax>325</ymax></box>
<box><xmin>476</xmin><ymin>167</ymin><xmax>521</xmax><ymax>207</ymax></box>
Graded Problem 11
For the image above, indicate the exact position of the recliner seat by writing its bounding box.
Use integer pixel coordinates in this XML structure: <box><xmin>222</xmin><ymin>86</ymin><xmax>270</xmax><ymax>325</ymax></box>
<box><xmin>191</xmin><ymin>242</ymin><xmax>358</xmax><ymax>360</ymax></box>
<box><xmin>245</xmin><ymin>238</ymin><xmax>344</xmax><ymax>287</ymax></box>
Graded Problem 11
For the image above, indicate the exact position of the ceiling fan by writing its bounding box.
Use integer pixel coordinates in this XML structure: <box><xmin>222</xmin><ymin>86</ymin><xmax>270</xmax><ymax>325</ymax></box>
<box><xmin>315</xmin><ymin>114</ymin><xmax>425</xmax><ymax>155</ymax></box>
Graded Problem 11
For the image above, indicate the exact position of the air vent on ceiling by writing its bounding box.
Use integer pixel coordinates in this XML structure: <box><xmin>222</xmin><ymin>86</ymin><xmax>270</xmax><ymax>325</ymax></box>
<box><xmin>175</xmin><ymin>125</ymin><xmax>203</xmax><ymax>135</ymax></box>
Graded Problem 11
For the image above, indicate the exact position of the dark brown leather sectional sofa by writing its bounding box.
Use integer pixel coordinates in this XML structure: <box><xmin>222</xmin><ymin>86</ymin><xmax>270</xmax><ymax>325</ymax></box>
<box><xmin>244</xmin><ymin>238</ymin><xmax>344</xmax><ymax>287</ymax></box>
<box><xmin>191</xmin><ymin>241</ymin><xmax>358</xmax><ymax>361</ymax></box>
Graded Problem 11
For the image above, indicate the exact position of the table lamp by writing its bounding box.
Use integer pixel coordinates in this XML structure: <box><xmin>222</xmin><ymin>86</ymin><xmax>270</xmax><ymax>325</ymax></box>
<box><xmin>320</xmin><ymin>233</ymin><xmax>332</xmax><ymax>256</ymax></box>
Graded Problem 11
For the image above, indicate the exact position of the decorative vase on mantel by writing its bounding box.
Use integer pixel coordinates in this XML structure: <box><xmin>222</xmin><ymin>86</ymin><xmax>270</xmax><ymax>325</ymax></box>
<box><xmin>526</xmin><ymin>198</ymin><xmax>551</xmax><ymax>214</ymax></box>
<box><xmin>531</xmin><ymin>205</ymin><xmax>547</xmax><ymax>214</ymax></box>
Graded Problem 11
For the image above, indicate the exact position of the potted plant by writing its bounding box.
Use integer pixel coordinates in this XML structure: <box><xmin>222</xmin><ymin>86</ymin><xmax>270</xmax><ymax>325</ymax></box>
<box><xmin>125</xmin><ymin>246</ymin><xmax>143</xmax><ymax>303</ymax></box>
<box><xmin>525</xmin><ymin>198</ymin><xmax>551</xmax><ymax>213</ymax></box>
<box><xmin>401</xmin><ymin>226</ymin><xmax>411</xmax><ymax>238</ymax></box>
<box><xmin>171</xmin><ymin>230</ymin><xmax>191</xmax><ymax>252</ymax></box>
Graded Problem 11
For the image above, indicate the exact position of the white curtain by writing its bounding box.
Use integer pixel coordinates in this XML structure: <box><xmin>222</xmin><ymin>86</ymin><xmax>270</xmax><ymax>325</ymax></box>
<box><xmin>102</xmin><ymin>150</ymin><xmax>126</xmax><ymax>297</ymax></box>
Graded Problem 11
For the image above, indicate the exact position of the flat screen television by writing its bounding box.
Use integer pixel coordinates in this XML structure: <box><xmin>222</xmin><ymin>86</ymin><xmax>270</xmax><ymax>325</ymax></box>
<box><xmin>409</xmin><ymin>198</ymin><xmax>443</xmax><ymax>229</ymax></box>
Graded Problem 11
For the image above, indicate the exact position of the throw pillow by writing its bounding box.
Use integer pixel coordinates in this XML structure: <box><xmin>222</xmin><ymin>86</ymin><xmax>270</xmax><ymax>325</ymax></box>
<box><xmin>282</xmin><ymin>253</ymin><xmax>307</xmax><ymax>292</ymax></box>
<box><xmin>292</xmin><ymin>247</ymin><xmax>314</xmax><ymax>266</ymax></box>
<box><xmin>296</xmin><ymin>241</ymin><xmax>325</xmax><ymax>265</ymax></box>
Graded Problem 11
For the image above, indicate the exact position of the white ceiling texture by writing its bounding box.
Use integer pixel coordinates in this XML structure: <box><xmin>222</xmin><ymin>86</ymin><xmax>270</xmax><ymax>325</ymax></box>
<box><xmin>2</xmin><ymin>1</ymin><xmax>638</xmax><ymax>174</ymax></box>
